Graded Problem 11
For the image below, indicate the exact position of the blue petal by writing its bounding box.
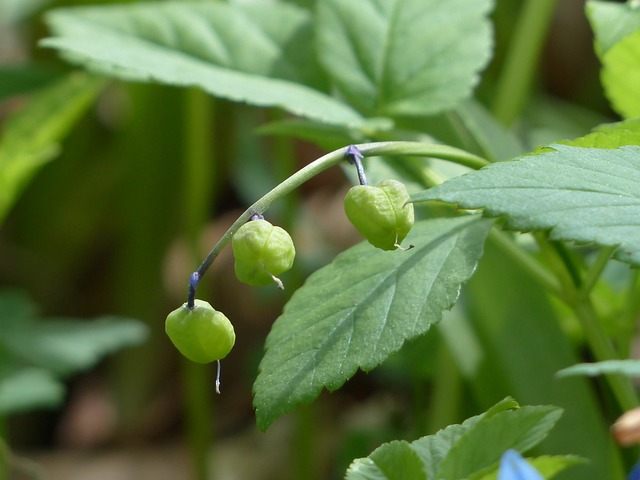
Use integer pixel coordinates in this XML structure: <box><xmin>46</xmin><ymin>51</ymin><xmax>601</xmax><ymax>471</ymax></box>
<box><xmin>498</xmin><ymin>450</ymin><xmax>544</xmax><ymax>480</ymax></box>
<box><xmin>628</xmin><ymin>461</ymin><xmax>640</xmax><ymax>480</ymax></box>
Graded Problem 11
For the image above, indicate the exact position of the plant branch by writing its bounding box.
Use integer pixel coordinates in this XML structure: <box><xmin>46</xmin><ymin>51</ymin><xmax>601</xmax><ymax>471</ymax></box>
<box><xmin>190</xmin><ymin>142</ymin><xmax>489</xmax><ymax>299</ymax></box>
<box><xmin>579</xmin><ymin>246</ymin><xmax>617</xmax><ymax>300</ymax></box>
<box><xmin>535</xmin><ymin>235</ymin><xmax>639</xmax><ymax>411</ymax></box>
<box><xmin>574</xmin><ymin>300</ymin><xmax>639</xmax><ymax>412</ymax></box>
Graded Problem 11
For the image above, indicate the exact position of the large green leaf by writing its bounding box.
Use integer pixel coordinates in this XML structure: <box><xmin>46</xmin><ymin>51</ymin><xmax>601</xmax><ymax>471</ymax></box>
<box><xmin>413</xmin><ymin>144</ymin><xmax>640</xmax><ymax>266</ymax></box>
<box><xmin>0</xmin><ymin>73</ymin><xmax>104</xmax><ymax>223</ymax></box>
<box><xmin>436</xmin><ymin>406</ymin><xmax>562</xmax><ymax>479</ymax></box>
<box><xmin>315</xmin><ymin>0</ymin><xmax>493</xmax><ymax>117</ymax></box>
<box><xmin>345</xmin><ymin>399</ymin><xmax>571</xmax><ymax>480</ymax></box>
<box><xmin>41</xmin><ymin>1</ymin><xmax>362</xmax><ymax>125</ymax></box>
<box><xmin>411</xmin><ymin>398</ymin><xmax>519</xmax><ymax>479</ymax></box>
<box><xmin>253</xmin><ymin>216</ymin><xmax>492</xmax><ymax>430</ymax></box>
<box><xmin>601</xmin><ymin>28</ymin><xmax>640</xmax><ymax>119</ymax></box>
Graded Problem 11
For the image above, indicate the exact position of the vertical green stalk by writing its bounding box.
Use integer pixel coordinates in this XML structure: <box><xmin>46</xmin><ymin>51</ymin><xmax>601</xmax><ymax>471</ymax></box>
<box><xmin>491</xmin><ymin>0</ymin><xmax>559</xmax><ymax>126</ymax></box>
<box><xmin>620</xmin><ymin>271</ymin><xmax>640</xmax><ymax>358</ymax></box>
<box><xmin>536</xmin><ymin>237</ymin><xmax>638</xmax><ymax>412</ymax></box>
<box><xmin>182</xmin><ymin>88</ymin><xmax>216</xmax><ymax>480</ymax></box>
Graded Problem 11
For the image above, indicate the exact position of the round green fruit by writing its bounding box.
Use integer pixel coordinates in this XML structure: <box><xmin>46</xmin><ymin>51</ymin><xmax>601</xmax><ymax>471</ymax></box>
<box><xmin>232</xmin><ymin>218</ymin><xmax>295</xmax><ymax>287</ymax></box>
<box><xmin>344</xmin><ymin>179</ymin><xmax>414</xmax><ymax>251</ymax></box>
<box><xmin>165</xmin><ymin>299</ymin><xmax>235</xmax><ymax>363</ymax></box>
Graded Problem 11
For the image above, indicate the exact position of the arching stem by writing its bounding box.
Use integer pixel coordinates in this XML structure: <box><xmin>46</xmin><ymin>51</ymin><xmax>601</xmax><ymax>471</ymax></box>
<box><xmin>187</xmin><ymin>141</ymin><xmax>488</xmax><ymax>302</ymax></box>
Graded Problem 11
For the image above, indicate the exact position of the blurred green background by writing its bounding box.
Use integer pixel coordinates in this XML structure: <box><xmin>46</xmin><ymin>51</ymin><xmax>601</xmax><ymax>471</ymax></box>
<box><xmin>0</xmin><ymin>0</ymin><xmax>623</xmax><ymax>479</ymax></box>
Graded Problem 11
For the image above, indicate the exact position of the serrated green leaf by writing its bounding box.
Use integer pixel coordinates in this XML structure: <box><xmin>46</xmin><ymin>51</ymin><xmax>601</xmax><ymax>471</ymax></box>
<box><xmin>315</xmin><ymin>0</ymin><xmax>493</xmax><ymax>117</ymax></box>
<box><xmin>0</xmin><ymin>365</ymin><xmax>64</xmax><ymax>414</ymax></box>
<box><xmin>346</xmin><ymin>440</ymin><xmax>427</xmax><ymax>480</ymax></box>
<box><xmin>557</xmin><ymin>360</ymin><xmax>640</xmax><ymax>378</ymax></box>
<box><xmin>594</xmin><ymin>117</ymin><xmax>640</xmax><ymax>135</ymax></box>
<box><xmin>436</xmin><ymin>406</ymin><xmax>562</xmax><ymax>479</ymax></box>
<box><xmin>0</xmin><ymin>301</ymin><xmax>149</xmax><ymax>376</ymax></box>
<box><xmin>550</xmin><ymin>116</ymin><xmax>640</xmax><ymax>150</ymax></box>
<box><xmin>554</xmin><ymin>128</ymin><xmax>640</xmax><ymax>149</ymax></box>
<box><xmin>41</xmin><ymin>2</ymin><xmax>362</xmax><ymax>125</ymax></box>
<box><xmin>0</xmin><ymin>73</ymin><xmax>104</xmax><ymax>223</ymax></box>
<box><xmin>586</xmin><ymin>0</ymin><xmax>640</xmax><ymax>57</ymax></box>
<box><xmin>601</xmin><ymin>28</ymin><xmax>640</xmax><ymax>119</ymax></box>
<box><xmin>410</xmin><ymin>397</ymin><xmax>519</xmax><ymax>479</ymax></box>
<box><xmin>253</xmin><ymin>216</ymin><xmax>492</xmax><ymax>430</ymax></box>
<box><xmin>412</xmin><ymin>144</ymin><xmax>640</xmax><ymax>266</ymax></box>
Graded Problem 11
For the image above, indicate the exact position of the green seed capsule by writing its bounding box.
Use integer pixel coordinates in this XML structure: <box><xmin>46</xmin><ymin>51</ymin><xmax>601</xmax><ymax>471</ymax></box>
<box><xmin>232</xmin><ymin>218</ymin><xmax>295</xmax><ymax>287</ymax></box>
<box><xmin>165</xmin><ymin>299</ymin><xmax>235</xmax><ymax>363</ymax></box>
<box><xmin>344</xmin><ymin>179</ymin><xmax>414</xmax><ymax>251</ymax></box>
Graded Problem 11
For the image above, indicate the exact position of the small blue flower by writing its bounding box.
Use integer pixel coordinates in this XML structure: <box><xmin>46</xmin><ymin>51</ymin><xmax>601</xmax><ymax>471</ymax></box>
<box><xmin>628</xmin><ymin>461</ymin><xmax>640</xmax><ymax>480</ymax></box>
<box><xmin>498</xmin><ymin>449</ymin><xmax>543</xmax><ymax>480</ymax></box>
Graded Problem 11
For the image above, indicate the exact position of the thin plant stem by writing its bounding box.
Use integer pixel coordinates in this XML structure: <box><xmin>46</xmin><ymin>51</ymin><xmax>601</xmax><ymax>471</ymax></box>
<box><xmin>491</xmin><ymin>0</ymin><xmax>559</xmax><ymax>126</ymax></box>
<box><xmin>573</xmin><ymin>300</ymin><xmax>639</xmax><ymax>412</ymax></box>
<box><xmin>619</xmin><ymin>270</ymin><xmax>640</xmax><ymax>358</ymax></box>
<box><xmin>536</xmin><ymin>234</ymin><xmax>639</xmax><ymax>411</ymax></box>
<box><xmin>190</xmin><ymin>141</ymin><xmax>488</xmax><ymax>297</ymax></box>
<box><xmin>579</xmin><ymin>246</ymin><xmax>617</xmax><ymax>300</ymax></box>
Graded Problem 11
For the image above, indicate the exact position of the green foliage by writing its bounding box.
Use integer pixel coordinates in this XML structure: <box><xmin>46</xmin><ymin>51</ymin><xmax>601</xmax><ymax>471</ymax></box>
<box><xmin>587</xmin><ymin>0</ymin><xmax>640</xmax><ymax>119</ymax></box>
<box><xmin>0</xmin><ymin>290</ymin><xmax>148</xmax><ymax>414</ymax></box>
<box><xmin>600</xmin><ymin>29</ymin><xmax>640</xmax><ymax>119</ymax></box>
<box><xmin>557</xmin><ymin>360</ymin><xmax>640</xmax><ymax>378</ymax></box>
<box><xmin>345</xmin><ymin>398</ymin><xmax>582</xmax><ymax>480</ymax></box>
<box><xmin>7</xmin><ymin>0</ymin><xmax>640</xmax><ymax>478</ymax></box>
<box><xmin>40</xmin><ymin>2</ymin><xmax>361</xmax><ymax>125</ymax></box>
<box><xmin>587</xmin><ymin>0</ymin><xmax>640</xmax><ymax>56</ymax></box>
<box><xmin>315</xmin><ymin>0</ymin><xmax>493</xmax><ymax>117</ymax></box>
<box><xmin>0</xmin><ymin>73</ymin><xmax>104</xmax><ymax>223</ymax></box>
<box><xmin>254</xmin><ymin>216</ymin><xmax>491</xmax><ymax>430</ymax></box>
<box><xmin>413</xmin><ymin>145</ymin><xmax>640</xmax><ymax>266</ymax></box>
